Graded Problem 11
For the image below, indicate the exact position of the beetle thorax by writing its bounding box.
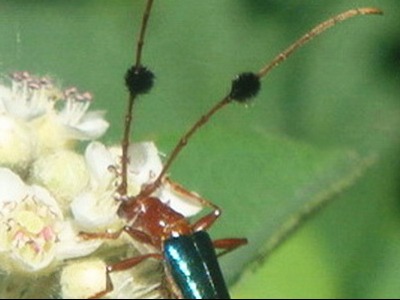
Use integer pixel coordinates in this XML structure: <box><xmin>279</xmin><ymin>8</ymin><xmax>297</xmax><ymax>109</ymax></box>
<box><xmin>121</xmin><ymin>196</ymin><xmax>193</xmax><ymax>245</ymax></box>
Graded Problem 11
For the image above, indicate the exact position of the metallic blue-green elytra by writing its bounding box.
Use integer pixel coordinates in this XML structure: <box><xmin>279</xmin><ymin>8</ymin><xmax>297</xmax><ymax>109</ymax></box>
<box><xmin>164</xmin><ymin>231</ymin><xmax>230</xmax><ymax>299</ymax></box>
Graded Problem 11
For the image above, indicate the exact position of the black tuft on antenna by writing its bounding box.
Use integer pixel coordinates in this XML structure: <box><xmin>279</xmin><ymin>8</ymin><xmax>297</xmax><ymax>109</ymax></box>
<box><xmin>125</xmin><ymin>65</ymin><xmax>155</xmax><ymax>96</ymax></box>
<box><xmin>229</xmin><ymin>72</ymin><xmax>261</xmax><ymax>103</ymax></box>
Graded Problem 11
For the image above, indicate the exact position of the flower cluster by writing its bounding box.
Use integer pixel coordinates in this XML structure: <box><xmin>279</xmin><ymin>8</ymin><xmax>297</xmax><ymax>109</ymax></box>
<box><xmin>0</xmin><ymin>72</ymin><xmax>203</xmax><ymax>298</ymax></box>
<box><xmin>0</xmin><ymin>72</ymin><xmax>109</xmax><ymax>175</ymax></box>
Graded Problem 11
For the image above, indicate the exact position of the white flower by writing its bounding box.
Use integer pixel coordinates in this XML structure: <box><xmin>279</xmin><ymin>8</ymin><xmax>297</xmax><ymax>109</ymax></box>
<box><xmin>0</xmin><ymin>115</ymin><xmax>36</xmax><ymax>175</ymax></box>
<box><xmin>155</xmin><ymin>180</ymin><xmax>203</xmax><ymax>217</ymax></box>
<box><xmin>71</xmin><ymin>141</ymin><xmax>203</xmax><ymax>233</ymax></box>
<box><xmin>71</xmin><ymin>141</ymin><xmax>167</xmax><ymax>232</ymax></box>
<box><xmin>108</xmin><ymin>141</ymin><xmax>203</xmax><ymax>217</ymax></box>
<box><xmin>0</xmin><ymin>71</ymin><xmax>55</xmax><ymax>120</ymax></box>
<box><xmin>56</xmin><ymin>87</ymin><xmax>109</xmax><ymax>141</ymax></box>
<box><xmin>0</xmin><ymin>168</ymin><xmax>100</xmax><ymax>272</ymax></box>
<box><xmin>60</xmin><ymin>257</ymin><xmax>162</xmax><ymax>299</ymax></box>
<box><xmin>60</xmin><ymin>258</ymin><xmax>108</xmax><ymax>299</ymax></box>
<box><xmin>0</xmin><ymin>71</ymin><xmax>109</xmax><ymax>155</ymax></box>
<box><xmin>30</xmin><ymin>86</ymin><xmax>109</xmax><ymax>154</ymax></box>
<box><xmin>106</xmin><ymin>258</ymin><xmax>163</xmax><ymax>299</ymax></box>
<box><xmin>123</xmin><ymin>142</ymin><xmax>163</xmax><ymax>187</ymax></box>
<box><xmin>70</xmin><ymin>142</ymin><xmax>122</xmax><ymax>232</ymax></box>
<box><xmin>56</xmin><ymin>221</ymin><xmax>103</xmax><ymax>261</ymax></box>
<box><xmin>29</xmin><ymin>149</ymin><xmax>90</xmax><ymax>212</ymax></box>
<box><xmin>121</xmin><ymin>142</ymin><xmax>203</xmax><ymax>217</ymax></box>
<box><xmin>0</xmin><ymin>168</ymin><xmax>63</xmax><ymax>271</ymax></box>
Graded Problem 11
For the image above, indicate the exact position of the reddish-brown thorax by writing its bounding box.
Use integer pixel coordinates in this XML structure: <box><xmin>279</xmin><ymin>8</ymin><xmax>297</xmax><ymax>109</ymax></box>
<box><xmin>118</xmin><ymin>196</ymin><xmax>193</xmax><ymax>248</ymax></box>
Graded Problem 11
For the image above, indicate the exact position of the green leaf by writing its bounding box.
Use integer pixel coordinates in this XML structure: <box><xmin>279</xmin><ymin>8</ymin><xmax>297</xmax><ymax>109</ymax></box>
<box><xmin>231</xmin><ymin>227</ymin><xmax>337</xmax><ymax>299</ymax></box>
<box><xmin>157</xmin><ymin>126</ymin><xmax>374</xmax><ymax>284</ymax></box>
<box><xmin>369</xmin><ymin>237</ymin><xmax>400</xmax><ymax>298</ymax></box>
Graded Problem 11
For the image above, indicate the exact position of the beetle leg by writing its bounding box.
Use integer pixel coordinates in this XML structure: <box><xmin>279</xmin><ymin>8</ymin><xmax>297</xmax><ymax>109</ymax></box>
<box><xmin>165</xmin><ymin>177</ymin><xmax>219</xmax><ymax>210</ymax></box>
<box><xmin>123</xmin><ymin>225</ymin><xmax>157</xmax><ymax>247</ymax></box>
<box><xmin>80</xmin><ymin>225</ymin><xmax>154</xmax><ymax>244</ymax></box>
<box><xmin>213</xmin><ymin>238</ymin><xmax>248</xmax><ymax>257</ymax></box>
<box><xmin>88</xmin><ymin>253</ymin><xmax>163</xmax><ymax>299</ymax></box>
<box><xmin>191</xmin><ymin>207</ymin><xmax>222</xmax><ymax>232</ymax></box>
<box><xmin>79</xmin><ymin>228</ymin><xmax>124</xmax><ymax>240</ymax></box>
<box><xmin>109</xmin><ymin>252</ymin><xmax>163</xmax><ymax>271</ymax></box>
<box><xmin>166</xmin><ymin>178</ymin><xmax>222</xmax><ymax>232</ymax></box>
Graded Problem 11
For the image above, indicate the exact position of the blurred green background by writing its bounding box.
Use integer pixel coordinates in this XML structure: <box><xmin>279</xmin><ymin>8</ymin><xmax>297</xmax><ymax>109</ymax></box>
<box><xmin>0</xmin><ymin>0</ymin><xmax>399</xmax><ymax>298</ymax></box>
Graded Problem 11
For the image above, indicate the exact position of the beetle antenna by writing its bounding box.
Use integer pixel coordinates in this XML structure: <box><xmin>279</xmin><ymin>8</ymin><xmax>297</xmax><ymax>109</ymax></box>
<box><xmin>119</xmin><ymin>0</ymin><xmax>155</xmax><ymax>196</ymax></box>
<box><xmin>135</xmin><ymin>0</ymin><xmax>154</xmax><ymax>69</ymax></box>
<box><xmin>138</xmin><ymin>7</ymin><xmax>382</xmax><ymax>198</ymax></box>
<box><xmin>256</xmin><ymin>7</ymin><xmax>383</xmax><ymax>78</ymax></box>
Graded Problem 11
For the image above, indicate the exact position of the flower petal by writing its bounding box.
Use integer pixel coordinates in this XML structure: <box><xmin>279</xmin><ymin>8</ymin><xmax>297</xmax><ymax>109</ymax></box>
<box><xmin>127</xmin><ymin>142</ymin><xmax>163</xmax><ymax>186</ymax></box>
<box><xmin>157</xmin><ymin>180</ymin><xmax>203</xmax><ymax>217</ymax></box>
<box><xmin>0</xmin><ymin>167</ymin><xmax>27</xmax><ymax>204</ymax></box>
<box><xmin>60</xmin><ymin>258</ymin><xmax>107</xmax><ymax>299</ymax></box>
<box><xmin>29</xmin><ymin>149</ymin><xmax>89</xmax><ymax>212</ymax></box>
<box><xmin>70</xmin><ymin>190</ymin><xmax>121</xmax><ymax>232</ymax></box>
<box><xmin>70</xmin><ymin>111</ymin><xmax>109</xmax><ymax>140</ymax></box>
<box><xmin>84</xmin><ymin>141</ymin><xmax>115</xmax><ymax>187</ymax></box>
<box><xmin>56</xmin><ymin>222</ymin><xmax>102</xmax><ymax>260</ymax></box>
<box><xmin>0</xmin><ymin>116</ymin><xmax>36</xmax><ymax>175</ymax></box>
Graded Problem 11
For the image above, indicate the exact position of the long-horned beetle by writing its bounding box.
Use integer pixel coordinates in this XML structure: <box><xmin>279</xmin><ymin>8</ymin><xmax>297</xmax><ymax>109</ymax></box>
<box><xmin>81</xmin><ymin>1</ymin><xmax>382</xmax><ymax>298</ymax></box>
